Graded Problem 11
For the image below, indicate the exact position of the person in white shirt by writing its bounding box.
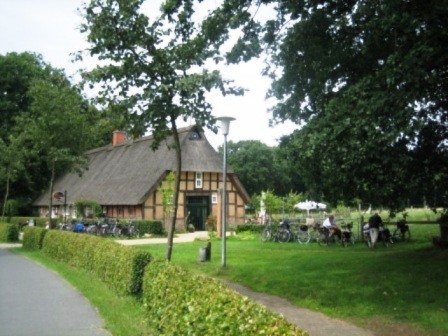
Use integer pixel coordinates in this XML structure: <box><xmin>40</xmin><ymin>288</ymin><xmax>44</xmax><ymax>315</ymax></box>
<box><xmin>368</xmin><ymin>212</ymin><xmax>383</xmax><ymax>248</ymax></box>
<box><xmin>322</xmin><ymin>215</ymin><xmax>341</xmax><ymax>239</ymax></box>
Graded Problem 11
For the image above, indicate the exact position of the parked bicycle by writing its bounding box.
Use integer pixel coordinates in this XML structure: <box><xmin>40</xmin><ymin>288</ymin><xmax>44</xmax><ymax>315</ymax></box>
<box><xmin>293</xmin><ymin>222</ymin><xmax>311</xmax><ymax>244</ymax></box>
<box><xmin>308</xmin><ymin>223</ymin><xmax>322</xmax><ymax>243</ymax></box>
<box><xmin>99</xmin><ymin>218</ymin><xmax>120</xmax><ymax>237</ymax></box>
<box><xmin>392</xmin><ymin>220</ymin><xmax>411</xmax><ymax>242</ymax></box>
<box><xmin>120</xmin><ymin>221</ymin><xmax>141</xmax><ymax>239</ymax></box>
<box><xmin>316</xmin><ymin>226</ymin><xmax>333</xmax><ymax>246</ymax></box>
<box><xmin>260</xmin><ymin>219</ymin><xmax>290</xmax><ymax>243</ymax></box>
<box><xmin>58</xmin><ymin>220</ymin><xmax>76</xmax><ymax>231</ymax></box>
<box><xmin>340</xmin><ymin>222</ymin><xmax>356</xmax><ymax>247</ymax></box>
<box><xmin>317</xmin><ymin>222</ymin><xmax>353</xmax><ymax>247</ymax></box>
<box><xmin>86</xmin><ymin>220</ymin><xmax>101</xmax><ymax>235</ymax></box>
<box><xmin>363</xmin><ymin>222</ymin><xmax>394</xmax><ymax>247</ymax></box>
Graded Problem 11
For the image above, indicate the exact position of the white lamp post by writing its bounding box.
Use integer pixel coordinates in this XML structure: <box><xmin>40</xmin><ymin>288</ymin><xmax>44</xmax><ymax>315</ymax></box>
<box><xmin>217</xmin><ymin>116</ymin><xmax>235</xmax><ymax>267</ymax></box>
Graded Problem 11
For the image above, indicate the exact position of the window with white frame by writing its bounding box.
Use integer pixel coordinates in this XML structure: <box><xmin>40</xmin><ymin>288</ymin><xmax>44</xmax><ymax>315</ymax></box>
<box><xmin>195</xmin><ymin>172</ymin><xmax>203</xmax><ymax>189</ymax></box>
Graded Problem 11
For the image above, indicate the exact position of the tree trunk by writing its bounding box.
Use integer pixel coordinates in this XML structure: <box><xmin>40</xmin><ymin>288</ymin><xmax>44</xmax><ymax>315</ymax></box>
<box><xmin>1</xmin><ymin>168</ymin><xmax>11</xmax><ymax>219</ymax></box>
<box><xmin>165</xmin><ymin>120</ymin><xmax>181</xmax><ymax>261</ymax></box>
<box><xmin>48</xmin><ymin>161</ymin><xmax>56</xmax><ymax>228</ymax></box>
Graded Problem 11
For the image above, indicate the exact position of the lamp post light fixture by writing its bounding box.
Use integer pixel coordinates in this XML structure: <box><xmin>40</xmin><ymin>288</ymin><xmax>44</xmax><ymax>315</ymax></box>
<box><xmin>216</xmin><ymin>116</ymin><xmax>235</xmax><ymax>267</ymax></box>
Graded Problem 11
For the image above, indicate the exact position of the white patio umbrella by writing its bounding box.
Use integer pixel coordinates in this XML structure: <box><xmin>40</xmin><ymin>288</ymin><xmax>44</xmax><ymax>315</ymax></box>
<box><xmin>294</xmin><ymin>200</ymin><xmax>327</xmax><ymax>215</ymax></box>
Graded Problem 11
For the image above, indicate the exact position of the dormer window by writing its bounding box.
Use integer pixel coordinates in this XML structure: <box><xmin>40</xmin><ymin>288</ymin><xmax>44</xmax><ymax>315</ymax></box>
<box><xmin>189</xmin><ymin>130</ymin><xmax>201</xmax><ymax>140</ymax></box>
<box><xmin>195</xmin><ymin>172</ymin><xmax>203</xmax><ymax>189</ymax></box>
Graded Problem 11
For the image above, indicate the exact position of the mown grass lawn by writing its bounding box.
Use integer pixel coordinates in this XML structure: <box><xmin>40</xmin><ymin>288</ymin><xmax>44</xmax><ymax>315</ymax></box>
<box><xmin>137</xmin><ymin>223</ymin><xmax>448</xmax><ymax>336</ymax></box>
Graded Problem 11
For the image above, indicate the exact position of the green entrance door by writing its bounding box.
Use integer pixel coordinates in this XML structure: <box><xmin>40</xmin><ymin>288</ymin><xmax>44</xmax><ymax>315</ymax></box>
<box><xmin>186</xmin><ymin>196</ymin><xmax>210</xmax><ymax>231</ymax></box>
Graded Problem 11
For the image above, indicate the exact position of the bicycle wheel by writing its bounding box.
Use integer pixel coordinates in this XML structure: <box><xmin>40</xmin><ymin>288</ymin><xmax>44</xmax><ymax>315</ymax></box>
<box><xmin>402</xmin><ymin>228</ymin><xmax>411</xmax><ymax>241</ymax></box>
<box><xmin>317</xmin><ymin>232</ymin><xmax>328</xmax><ymax>246</ymax></box>
<box><xmin>392</xmin><ymin>228</ymin><xmax>411</xmax><ymax>242</ymax></box>
<box><xmin>363</xmin><ymin>232</ymin><xmax>371</xmax><ymax>248</ymax></box>
<box><xmin>381</xmin><ymin>233</ymin><xmax>390</xmax><ymax>247</ymax></box>
<box><xmin>349</xmin><ymin>234</ymin><xmax>356</xmax><ymax>245</ymax></box>
<box><xmin>296</xmin><ymin>230</ymin><xmax>311</xmax><ymax>244</ymax></box>
<box><xmin>261</xmin><ymin>229</ymin><xmax>272</xmax><ymax>242</ymax></box>
<box><xmin>391</xmin><ymin>228</ymin><xmax>400</xmax><ymax>242</ymax></box>
<box><xmin>134</xmin><ymin>228</ymin><xmax>140</xmax><ymax>238</ymax></box>
<box><xmin>112</xmin><ymin>227</ymin><xmax>121</xmax><ymax>238</ymax></box>
<box><xmin>341</xmin><ymin>234</ymin><xmax>349</xmax><ymax>247</ymax></box>
<box><xmin>277</xmin><ymin>229</ymin><xmax>291</xmax><ymax>243</ymax></box>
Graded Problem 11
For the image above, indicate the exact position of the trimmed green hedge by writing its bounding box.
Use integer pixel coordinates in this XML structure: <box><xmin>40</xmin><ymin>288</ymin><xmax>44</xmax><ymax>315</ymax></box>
<box><xmin>8</xmin><ymin>217</ymin><xmax>47</xmax><ymax>228</ymax></box>
<box><xmin>235</xmin><ymin>223</ymin><xmax>264</xmax><ymax>234</ymax></box>
<box><xmin>5</xmin><ymin>217</ymin><xmax>164</xmax><ymax>235</ymax></box>
<box><xmin>142</xmin><ymin>260</ymin><xmax>306</xmax><ymax>335</ymax></box>
<box><xmin>136</xmin><ymin>220</ymin><xmax>164</xmax><ymax>235</ymax></box>
<box><xmin>42</xmin><ymin>230</ymin><xmax>151</xmax><ymax>296</ymax></box>
<box><xmin>22</xmin><ymin>227</ymin><xmax>47</xmax><ymax>250</ymax></box>
<box><xmin>0</xmin><ymin>223</ymin><xmax>19</xmax><ymax>242</ymax></box>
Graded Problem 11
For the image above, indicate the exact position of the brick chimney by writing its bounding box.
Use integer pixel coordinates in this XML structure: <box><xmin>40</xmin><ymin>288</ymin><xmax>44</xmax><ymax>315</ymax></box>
<box><xmin>112</xmin><ymin>130</ymin><xmax>126</xmax><ymax>146</ymax></box>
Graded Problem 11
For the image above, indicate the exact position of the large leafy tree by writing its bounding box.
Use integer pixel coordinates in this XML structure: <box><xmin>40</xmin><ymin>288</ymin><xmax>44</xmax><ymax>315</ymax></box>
<box><xmin>222</xmin><ymin>140</ymin><xmax>297</xmax><ymax>196</ymax></box>
<box><xmin>0</xmin><ymin>52</ymin><xmax>49</xmax><ymax>142</ymax></box>
<box><xmin>206</xmin><ymin>0</ymin><xmax>448</xmax><ymax>210</ymax></box>
<box><xmin>267</xmin><ymin>0</ymin><xmax>448</xmax><ymax>210</ymax></box>
<box><xmin>0</xmin><ymin>53</ymin><xmax>51</xmax><ymax>209</ymax></box>
<box><xmin>16</xmin><ymin>72</ymin><xmax>101</xmax><ymax>225</ymax></box>
<box><xmin>0</xmin><ymin>52</ymin><xmax>107</xmax><ymax>215</ymax></box>
<box><xmin>0</xmin><ymin>52</ymin><xmax>112</xmax><ymax>214</ymax></box>
<box><xmin>78</xmin><ymin>0</ymin><xmax>243</xmax><ymax>260</ymax></box>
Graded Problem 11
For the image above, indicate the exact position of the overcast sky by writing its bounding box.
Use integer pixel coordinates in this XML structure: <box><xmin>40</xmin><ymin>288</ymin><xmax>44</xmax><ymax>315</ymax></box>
<box><xmin>0</xmin><ymin>0</ymin><xmax>297</xmax><ymax>149</ymax></box>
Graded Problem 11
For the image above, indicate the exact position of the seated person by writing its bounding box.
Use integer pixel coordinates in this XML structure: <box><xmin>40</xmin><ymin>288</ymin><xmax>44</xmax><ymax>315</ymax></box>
<box><xmin>322</xmin><ymin>215</ymin><xmax>341</xmax><ymax>239</ymax></box>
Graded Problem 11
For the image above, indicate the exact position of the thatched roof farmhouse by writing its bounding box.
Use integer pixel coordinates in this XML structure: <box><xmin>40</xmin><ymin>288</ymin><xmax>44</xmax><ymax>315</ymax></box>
<box><xmin>34</xmin><ymin>125</ymin><xmax>250</xmax><ymax>230</ymax></box>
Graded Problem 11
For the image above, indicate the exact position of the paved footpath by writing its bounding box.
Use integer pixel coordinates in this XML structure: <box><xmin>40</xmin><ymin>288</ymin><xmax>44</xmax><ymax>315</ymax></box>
<box><xmin>0</xmin><ymin>246</ymin><xmax>110</xmax><ymax>336</ymax></box>
<box><xmin>224</xmin><ymin>281</ymin><xmax>374</xmax><ymax>336</ymax></box>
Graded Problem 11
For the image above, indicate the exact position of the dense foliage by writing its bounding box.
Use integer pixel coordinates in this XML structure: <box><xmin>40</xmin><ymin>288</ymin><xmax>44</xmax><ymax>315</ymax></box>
<box><xmin>0</xmin><ymin>52</ymin><xmax>113</xmax><ymax>215</ymax></box>
<box><xmin>270</xmin><ymin>0</ymin><xmax>448</xmax><ymax>209</ymax></box>
<box><xmin>222</xmin><ymin>140</ymin><xmax>304</xmax><ymax>196</ymax></box>
<box><xmin>205</xmin><ymin>0</ymin><xmax>448</xmax><ymax>210</ymax></box>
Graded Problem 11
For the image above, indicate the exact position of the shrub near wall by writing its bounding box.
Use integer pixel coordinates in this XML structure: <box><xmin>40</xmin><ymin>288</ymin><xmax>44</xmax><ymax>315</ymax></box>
<box><xmin>142</xmin><ymin>260</ymin><xmax>307</xmax><ymax>336</ymax></box>
<box><xmin>22</xmin><ymin>227</ymin><xmax>47</xmax><ymax>250</ymax></box>
<box><xmin>136</xmin><ymin>220</ymin><xmax>164</xmax><ymax>235</ymax></box>
<box><xmin>42</xmin><ymin>230</ymin><xmax>151</xmax><ymax>296</ymax></box>
<box><xmin>0</xmin><ymin>223</ymin><xmax>19</xmax><ymax>242</ymax></box>
<box><xmin>235</xmin><ymin>224</ymin><xmax>264</xmax><ymax>234</ymax></box>
<box><xmin>9</xmin><ymin>217</ymin><xmax>47</xmax><ymax>228</ymax></box>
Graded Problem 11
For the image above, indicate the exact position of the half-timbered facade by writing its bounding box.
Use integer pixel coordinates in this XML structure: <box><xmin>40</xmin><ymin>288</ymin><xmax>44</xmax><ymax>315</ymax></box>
<box><xmin>33</xmin><ymin>126</ymin><xmax>250</xmax><ymax>231</ymax></box>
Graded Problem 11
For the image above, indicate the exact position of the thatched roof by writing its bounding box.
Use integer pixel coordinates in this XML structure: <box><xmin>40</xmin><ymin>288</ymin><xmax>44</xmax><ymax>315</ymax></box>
<box><xmin>33</xmin><ymin>125</ymin><xmax>250</xmax><ymax>206</ymax></box>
